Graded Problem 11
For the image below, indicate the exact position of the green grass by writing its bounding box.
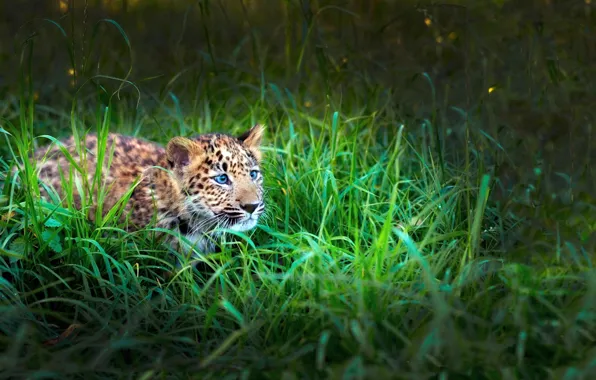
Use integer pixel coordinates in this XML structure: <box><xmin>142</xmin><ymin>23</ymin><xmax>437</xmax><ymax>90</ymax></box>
<box><xmin>1</xmin><ymin>0</ymin><xmax>596</xmax><ymax>378</ymax></box>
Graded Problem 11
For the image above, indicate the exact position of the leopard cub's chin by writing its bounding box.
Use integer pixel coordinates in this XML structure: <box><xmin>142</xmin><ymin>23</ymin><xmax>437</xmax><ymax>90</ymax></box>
<box><xmin>230</xmin><ymin>217</ymin><xmax>259</xmax><ymax>232</ymax></box>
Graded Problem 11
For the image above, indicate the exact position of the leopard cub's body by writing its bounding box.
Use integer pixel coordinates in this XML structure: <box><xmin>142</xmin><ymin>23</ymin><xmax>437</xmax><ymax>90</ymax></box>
<box><xmin>31</xmin><ymin>125</ymin><xmax>265</xmax><ymax>260</ymax></box>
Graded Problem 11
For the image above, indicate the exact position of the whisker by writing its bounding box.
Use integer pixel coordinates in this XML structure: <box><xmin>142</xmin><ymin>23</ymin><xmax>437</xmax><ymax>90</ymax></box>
<box><xmin>188</xmin><ymin>214</ymin><xmax>225</xmax><ymax>235</ymax></box>
<box><xmin>188</xmin><ymin>218</ymin><xmax>216</xmax><ymax>235</ymax></box>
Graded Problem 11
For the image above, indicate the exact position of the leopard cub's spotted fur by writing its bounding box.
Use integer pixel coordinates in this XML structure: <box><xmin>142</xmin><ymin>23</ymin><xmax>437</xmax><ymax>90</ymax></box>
<box><xmin>30</xmin><ymin>124</ymin><xmax>266</xmax><ymax>262</ymax></box>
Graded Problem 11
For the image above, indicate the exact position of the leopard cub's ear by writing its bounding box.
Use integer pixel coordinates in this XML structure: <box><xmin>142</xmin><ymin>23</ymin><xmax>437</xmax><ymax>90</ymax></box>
<box><xmin>166</xmin><ymin>137</ymin><xmax>201</xmax><ymax>168</ymax></box>
<box><xmin>237</xmin><ymin>124</ymin><xmax>264</xmax><ymax>149</ymax></box>
<box><xmin>237</xmin><ymin>124</ymin><xmax>264</xmax><ymax>160</ymax></box>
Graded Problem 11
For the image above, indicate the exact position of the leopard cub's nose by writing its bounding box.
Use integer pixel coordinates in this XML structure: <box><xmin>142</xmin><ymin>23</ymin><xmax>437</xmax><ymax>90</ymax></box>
<box><xmin>240</xmin><ymin>202</ymin><xmax>259</xmax><ymax>214</ymax></box>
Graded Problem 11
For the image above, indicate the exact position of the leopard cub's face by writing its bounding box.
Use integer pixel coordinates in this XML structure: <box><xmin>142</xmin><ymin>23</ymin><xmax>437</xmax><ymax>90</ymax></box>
<box><xmin>166</xmin><ymin>124</ymin><xmax>265</xmax><ymax>233</ymax></box>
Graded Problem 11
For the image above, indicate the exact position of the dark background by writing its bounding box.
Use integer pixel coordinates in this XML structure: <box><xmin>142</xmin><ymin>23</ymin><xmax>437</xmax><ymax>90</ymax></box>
<box><xmin>2</xmin><ymin>1</ymin><xmax>594</xmax><ymax>171</ymax></box>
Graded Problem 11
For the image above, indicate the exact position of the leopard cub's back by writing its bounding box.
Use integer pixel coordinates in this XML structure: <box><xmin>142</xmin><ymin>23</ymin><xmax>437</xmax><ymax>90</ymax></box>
<box><xmin>34</xmin><ymin>133</ymin><xmax>165</xmax><ymax>222</ymax></box>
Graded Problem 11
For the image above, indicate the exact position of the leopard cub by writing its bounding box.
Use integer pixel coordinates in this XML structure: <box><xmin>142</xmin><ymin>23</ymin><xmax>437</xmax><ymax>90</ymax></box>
<box><xmin>31</xmin><ymin>124</ymin><xmax>266</xmax><ymax>263</ymax></box>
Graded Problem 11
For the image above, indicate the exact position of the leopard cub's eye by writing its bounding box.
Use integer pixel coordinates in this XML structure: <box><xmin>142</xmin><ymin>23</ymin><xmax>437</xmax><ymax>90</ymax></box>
<box><xmin>249</xmin><ymin>170</ymin><xmax>259</xmax><ymax>180</ymax></box>
<box><xmin>214</xmin><ymin>174</ymin><xmax>230</xmax><ymax>185</ymax></box>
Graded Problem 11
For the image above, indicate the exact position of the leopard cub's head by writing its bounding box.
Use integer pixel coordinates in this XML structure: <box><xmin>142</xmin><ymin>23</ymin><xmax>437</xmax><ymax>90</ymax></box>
<box><xmin>166</xmin><ymin>124</ymin><xmax>265</xmax><ymax>233</ymax></box>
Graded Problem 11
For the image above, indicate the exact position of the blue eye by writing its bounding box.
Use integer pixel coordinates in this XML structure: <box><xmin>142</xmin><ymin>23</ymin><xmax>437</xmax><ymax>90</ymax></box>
<box><xmin>214</xmin><ymin>174</ymin><xmax>229</xmax><ymax>184</ymax></box>
<box><xmin>250</xmin><ymin>170</ymin><xmax>259</xmax><ymax>180</ymax></box>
